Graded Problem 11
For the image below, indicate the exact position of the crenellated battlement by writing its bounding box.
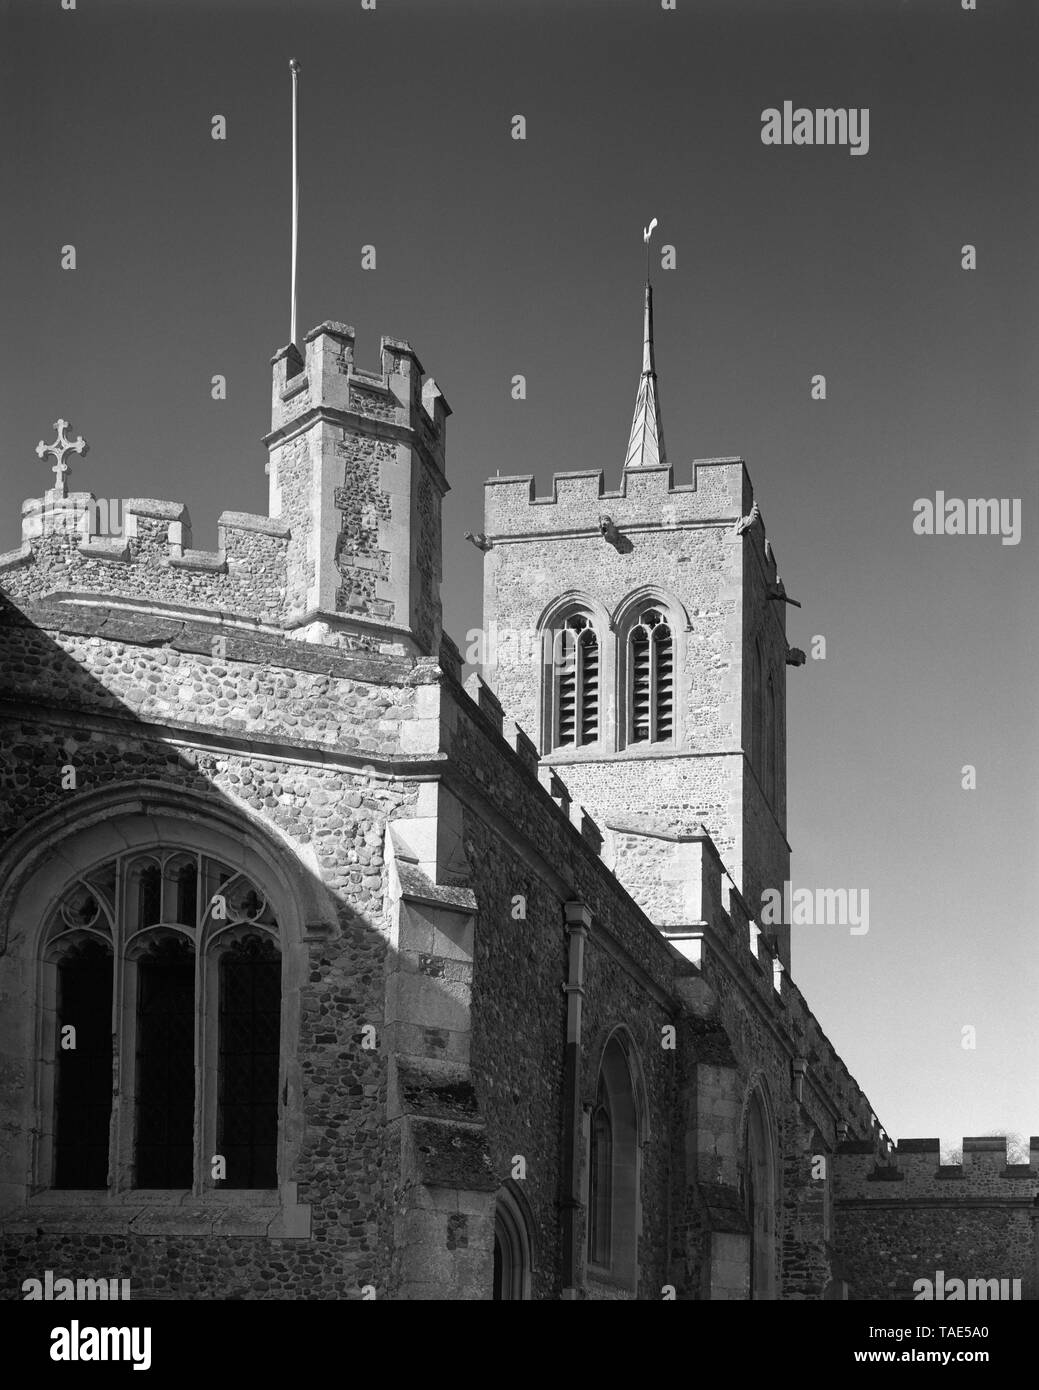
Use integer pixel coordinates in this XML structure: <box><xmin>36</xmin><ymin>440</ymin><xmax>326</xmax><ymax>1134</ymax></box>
<box><xmin>836</xmin><ymin>1134</ymin><xmax>1039</xmax><ymax>1200</ymax></box>
<box><xmin>266</xmin><ymin>321</ymin><xmax>451</xmax><ymax>477</ymax></box>
<box><xmin>263</xmin><ymin>322</ymin><xmax>451</xmax><ymax>655</ymax></box>
<box><xmin>483</xmin><ymin>455</ymin><xmax>784</xmax><ymax>615</ymax></box>
<box><xmin>0</xmin><ymin>488</ymin><xmax>290</xmax><ymax>624</ymax></box>
<box><xmin>832</xmin><ymin>1135</ymin><xmax>1039</xmax><ymax>1300</ymax></box>
<box><xmin>3</xmin><ymin>321</ymin><xmax>452</xmax><ymax>657</ymax></box>
<box><xmin>485</xmin><ymin>459</ymin><xmax>753</xmax><ymax>539</ymax></box>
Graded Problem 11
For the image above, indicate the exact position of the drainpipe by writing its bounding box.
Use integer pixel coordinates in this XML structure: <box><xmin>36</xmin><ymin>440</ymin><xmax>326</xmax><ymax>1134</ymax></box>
<box><xmin>561</xmin><ymin>901</ymin><xmax>590</xmax><ymax>1299</ymax></box>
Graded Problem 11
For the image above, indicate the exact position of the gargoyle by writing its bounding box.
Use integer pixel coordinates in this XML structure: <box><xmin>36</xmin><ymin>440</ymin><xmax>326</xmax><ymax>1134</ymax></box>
<box><xmin>734</xmin><ymin>500</ymin><xmax>760</xmax><ymax>535</ymax></box>
<box><xmin>598</xmin><ymin>514</ymin><xmax>633</xmax><ymax>553</ymax></box>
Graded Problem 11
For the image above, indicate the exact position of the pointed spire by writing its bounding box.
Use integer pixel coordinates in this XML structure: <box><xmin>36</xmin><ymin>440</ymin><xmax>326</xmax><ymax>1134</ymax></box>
<box><xmin>624</xmin><ymin>279</ymin><xmax>666</xmax><ymax>470</ymax></box>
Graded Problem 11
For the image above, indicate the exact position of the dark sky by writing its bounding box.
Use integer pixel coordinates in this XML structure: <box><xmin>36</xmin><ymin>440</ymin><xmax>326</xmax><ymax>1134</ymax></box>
<box><xmin>2</xmin><ymin>0</ymin><xmax>1037</xmax><ymax>1149</ymax></box>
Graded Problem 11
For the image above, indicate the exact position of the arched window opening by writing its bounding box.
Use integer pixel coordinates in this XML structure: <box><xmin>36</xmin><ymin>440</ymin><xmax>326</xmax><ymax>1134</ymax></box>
<box><xmin>549</xmin><ymin>612</ymin><xmax>599</xmax><ymax>750</ymax></box>
<box><xmin>626</xmin><ymin>607</ymin><xmax>673</xmax><ymax>746</ymax></box>
<box><xmin>578</xmin><ymin>625</ymin><xmax>600</xmax><ymax>743</ymax></box>
<box><xmin>586</xmin><ymin>1033</ymin><xmax>644</xmax><ymax>1293</ymax></box>
<box><xmin>42</xmin><ymin>850</ymin><xmax>282</xmax><ymax>1194</ymax></box>
<box><xmin>493</xmin><ymin>1185</ymin><xmax>533</xmax><ymax>1300</ymax></box>
<box><xmin>744</xmin><ymin>1089</ymin><xmax>777</xmax><ymax>1300</ymax></box>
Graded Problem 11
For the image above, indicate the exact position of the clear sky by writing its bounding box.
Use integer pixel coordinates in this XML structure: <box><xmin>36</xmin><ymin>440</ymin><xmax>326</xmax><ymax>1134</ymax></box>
<box><xmin>2</xmin><ymin>0</ymin><xmax>1036</xmax><ymax>1151</ymax></box>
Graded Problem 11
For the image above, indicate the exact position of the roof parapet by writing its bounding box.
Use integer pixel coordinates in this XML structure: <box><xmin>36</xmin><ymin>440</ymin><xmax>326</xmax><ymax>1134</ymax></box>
<box><xmin>267</xmin><ymin>321</ymin><xmax>451</xmax><ymax>475</ymax></box>
<box><xmin>484</xmin><ymin>458</ymin><xmax>753</xmax><ymax>538</ymax></box>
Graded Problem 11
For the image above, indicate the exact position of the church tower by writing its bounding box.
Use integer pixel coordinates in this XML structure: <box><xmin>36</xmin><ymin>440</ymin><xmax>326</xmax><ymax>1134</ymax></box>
<box><xmin>481</xmin><ymin>278</ymin><xmax>799</xmax><ymax>967</ymax></box>
<box><xmin>265</xmin><ymin>321</ymin><xmax>451</xmax><ymax>656</ymax></box>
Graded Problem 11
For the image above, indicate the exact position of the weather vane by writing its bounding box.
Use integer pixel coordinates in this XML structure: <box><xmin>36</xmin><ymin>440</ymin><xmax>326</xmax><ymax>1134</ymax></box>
<box><xmin>36</xmin><ymin>418</ymin><xmax>88</xmax><ymax>498</ymax></box>
<box><xmin>643</xmin><ymin>216</ymin><xmax>658</xmax><ymax>282</ymax></box>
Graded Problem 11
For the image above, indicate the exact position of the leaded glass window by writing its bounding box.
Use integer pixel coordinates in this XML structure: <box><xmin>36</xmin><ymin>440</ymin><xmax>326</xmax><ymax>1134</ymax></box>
<box><xmin>54</xmin><ymin>937</ymin><xmax>113</xmax><ymax>1189</ymax></box>
<box><xmin>43</xmin><ymin>850</ymin><xmax>281</xmax><ymax>1193</ymax></box>
<box><xmin>218</xmin><ymin>935</ymin><xmax>281</xmax><ymax>1189</ymax></box>
<box><xmin>135</xmin><ymin>936</ymin><xmax>195</xmax><ymax>1189</ymax></box>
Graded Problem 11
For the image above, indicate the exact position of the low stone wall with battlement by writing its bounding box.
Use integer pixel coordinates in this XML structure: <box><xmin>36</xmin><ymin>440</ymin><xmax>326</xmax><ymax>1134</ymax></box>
<box><xmin>0</xmin><ymin>493</ymin><xmax>289</xmax><ymax>623</ymax></box>
<box><xmin>833</xmin><ymin>1136</ymin><xmax>1039</xmax><ymax>1299</ymax></box>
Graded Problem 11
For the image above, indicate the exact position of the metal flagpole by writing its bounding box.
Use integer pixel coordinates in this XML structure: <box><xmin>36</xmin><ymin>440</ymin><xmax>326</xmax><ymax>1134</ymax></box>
<box><xmin>290</xmin><ymin>58</ymin><xmax>301</xmax><ymax>345</ymax></box>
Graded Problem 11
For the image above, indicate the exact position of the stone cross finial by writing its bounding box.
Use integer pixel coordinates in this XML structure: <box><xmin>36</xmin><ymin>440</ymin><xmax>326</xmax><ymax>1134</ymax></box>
<box><xmin>36</xmin><ymin>418</ymin><xmax>88</xmax><ymax>497</ymax></box>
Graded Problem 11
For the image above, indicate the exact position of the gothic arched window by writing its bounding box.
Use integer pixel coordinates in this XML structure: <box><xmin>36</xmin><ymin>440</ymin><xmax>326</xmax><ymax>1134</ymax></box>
<box><xmin>547</xmin><ymin>611</ymin><xmax>600</xmax><ymax>750</ymax></box>
<box><xmin>625</xmin><ymin>607</ymin><xmax>673</xmax><ymax>745</ymax></box>
<box><xmin>586</xmin><ymin>1032</ymin><xmax>645</xmax><ymax>1293</ymax></box>
<box><xmin>42</xmin><ymin>850</ymin><xmax>282</xmax><ymax>1193</ymax></box>
<box><xmin>588</xmin><ymin>1077</ymin><xmax>613</xmax><ymax>1267</ymax></box>
<box><xmin>744</xmin><ymin>1089</ymin><xmax>777</xmax><ymax>1300</ymax></box>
